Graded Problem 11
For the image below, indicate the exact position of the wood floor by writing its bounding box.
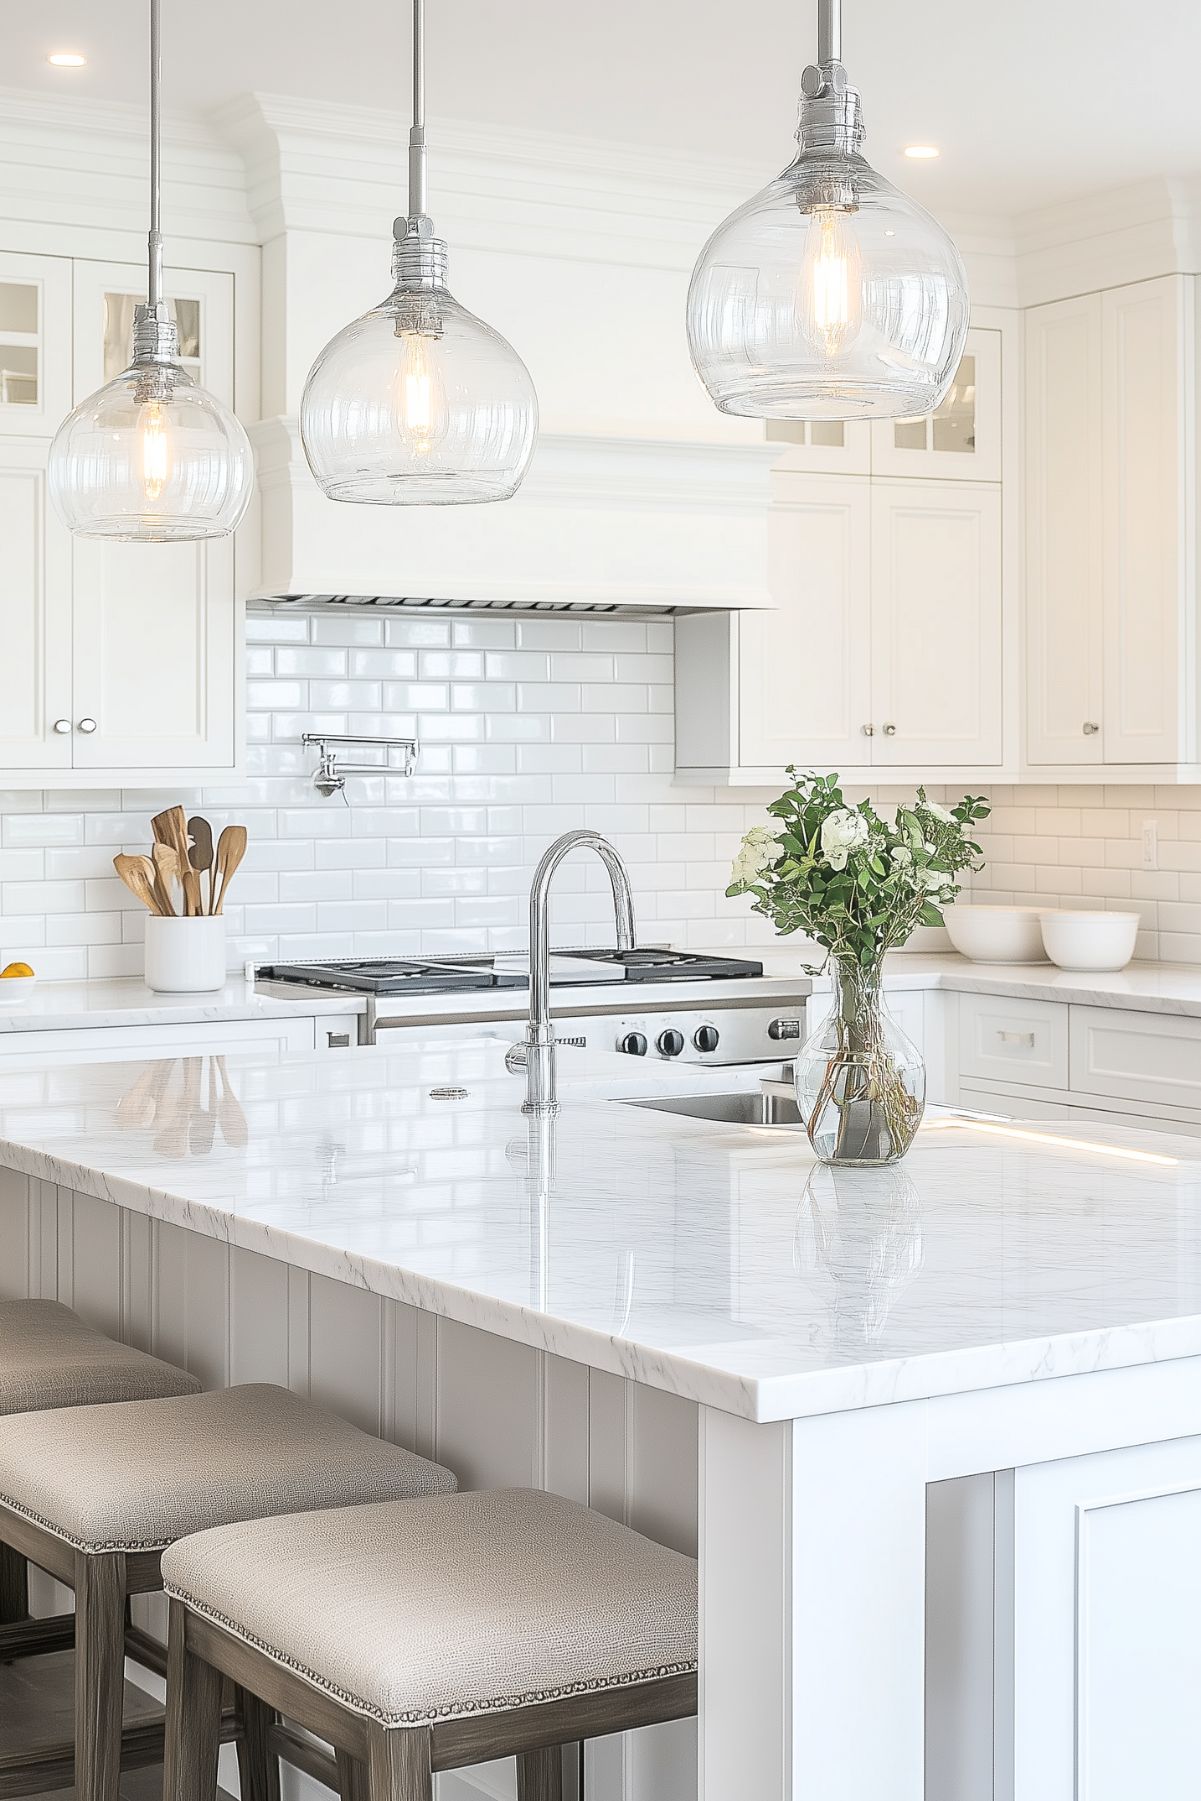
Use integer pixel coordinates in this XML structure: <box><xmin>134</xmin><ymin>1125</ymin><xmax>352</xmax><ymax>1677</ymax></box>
<box><xmin>0</xmin><ymin>1648</ymin><xmax>234</xmax><ymax>1801</ymax></box>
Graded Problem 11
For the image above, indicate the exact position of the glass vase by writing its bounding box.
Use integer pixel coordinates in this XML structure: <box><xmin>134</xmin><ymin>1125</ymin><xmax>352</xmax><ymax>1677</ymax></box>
<box><xmin>794</xmin><ymin>960</ymin><xmax>926</xmax><ymax>1166</ymax></box>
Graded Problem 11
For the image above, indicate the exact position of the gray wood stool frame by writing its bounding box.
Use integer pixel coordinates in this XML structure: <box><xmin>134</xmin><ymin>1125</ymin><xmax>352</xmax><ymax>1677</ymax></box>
<box><xmin>165</xmin><ymin>1594</ymin><xmax>698</xmax><ymax>1801</ymax></box>
<box><xmin>0</xmin><ymin>1502</ymin><xmax>271</xmax><ymax>1801</ymax></box>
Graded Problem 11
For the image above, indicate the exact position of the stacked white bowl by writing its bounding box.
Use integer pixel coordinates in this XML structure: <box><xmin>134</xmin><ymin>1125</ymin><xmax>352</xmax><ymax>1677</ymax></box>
<box><xmin>944</xmin><ymin>904</ymin><xmax>1140</xmax><ymax>971</ymax></box>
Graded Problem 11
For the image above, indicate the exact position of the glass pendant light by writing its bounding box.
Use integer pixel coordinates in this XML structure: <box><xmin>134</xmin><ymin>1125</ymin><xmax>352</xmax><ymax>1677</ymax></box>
<box><xmin>48</xmin><ymin>0</ymin><xmax>252</xmax><ymax>540</ymax></box>
<box><xmin>686</xmin><ymin>0</ymin><xmax>969</xmax><ymax>420</ymax></box>
<box><xmin>300</xmin><ymin>0</ymin><xmax>537</xmax><ymax>505</ymax></box>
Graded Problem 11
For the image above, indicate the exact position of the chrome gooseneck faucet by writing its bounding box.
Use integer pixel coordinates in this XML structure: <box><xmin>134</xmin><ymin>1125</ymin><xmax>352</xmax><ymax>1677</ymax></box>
<box><xmin>506</xmin><ymin>832</ymin><xmax>637</xmax><ymax>1116</ymax></box>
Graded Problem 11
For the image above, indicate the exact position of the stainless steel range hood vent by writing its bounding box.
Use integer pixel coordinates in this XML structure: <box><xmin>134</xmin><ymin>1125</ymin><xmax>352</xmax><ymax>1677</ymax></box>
<box><xmin>258</xmin><ymin>594</ymin><xmax>662</xmax><ymax>615</ymax></box>
<box><xmin>250</xmin><ymin>420</ymin><xmax>779</xmax><ymax>615</ymax></box>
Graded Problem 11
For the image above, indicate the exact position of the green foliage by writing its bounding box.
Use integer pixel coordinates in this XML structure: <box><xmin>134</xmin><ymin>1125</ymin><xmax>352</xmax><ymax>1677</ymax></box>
<box><xmin>727</xmin><ymin>768</ymin><xmax>990</xmax><ymax>968</ymax></box>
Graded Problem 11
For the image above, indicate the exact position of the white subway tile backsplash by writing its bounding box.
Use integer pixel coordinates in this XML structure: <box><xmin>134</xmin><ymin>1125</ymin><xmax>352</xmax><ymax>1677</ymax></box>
<box><xmin>10</xmin><ymin>610</ymin><xmax>1201</xmax><ymax>973</ymax></box>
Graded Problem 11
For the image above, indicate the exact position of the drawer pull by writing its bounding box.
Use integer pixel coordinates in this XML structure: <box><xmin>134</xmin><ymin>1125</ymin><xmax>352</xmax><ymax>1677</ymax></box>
<box><xmin>997</xmin><ymin>1029</ymin><xmax>1036</xmax><ymax>1048</ymax></box>
<box><xmin>326</xmin><ymin>1031</ymin><xmax>352</xmax><ymax>1049</ymax></box>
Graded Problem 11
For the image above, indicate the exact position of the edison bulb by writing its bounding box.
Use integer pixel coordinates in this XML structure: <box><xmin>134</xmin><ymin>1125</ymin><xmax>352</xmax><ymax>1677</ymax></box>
<box><xmin>395</xmin><ymin>330</ymin><xmax>447</xmax><ymax>457</ymax></box>
<box><xmin>48</xmin><ymin>361</ymin><xmax>252</xmax><ymax>541</ymax></box>
<box><xmin>139</xmin><ymin>398</ymin><xmax>170</xmax><ymax>501</ymax></box>
<box><xmin>799</xmin><ymin>207</ymin><xmax>863</xmax><ymax>357</ymax></box>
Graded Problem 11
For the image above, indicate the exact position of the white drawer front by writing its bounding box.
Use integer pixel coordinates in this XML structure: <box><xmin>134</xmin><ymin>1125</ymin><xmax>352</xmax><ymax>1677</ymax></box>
<box><xmin>1070</xmin><ymin>1005</ymin><xmax>1201</xmax><ymax>1109</ymax></box>
<box><xmin>958</xmin><ymin>992</ymin><xmax>1069</xmax><ymax>1089</ymax></box>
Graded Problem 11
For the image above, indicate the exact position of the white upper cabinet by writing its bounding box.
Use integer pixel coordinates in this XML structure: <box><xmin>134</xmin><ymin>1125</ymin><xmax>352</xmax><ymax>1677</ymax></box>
<box><xmin>67</xmin><ymin>260</ymin><xmax>240</xmax><ymax>776</ymax></box>
<box><xmin>1025</xmin><ymin>293</ymin><xmax>1104</xmax><ymax>765</ymax></box>
<box><xmin>0</xmin><ymin>251</ymin><xmax>243</xmax><ymax>786</ymax></box>
<box><xmin>765</xmin><ymin>416</ymin><xmax>872</xmax><ymax>477</ymax></box>
<box><xmin>869</xmin><ymin>328</ymin><xmax>1002</xmax><ymax>482</ymax></box>
<box><xmin>1100</xmin><ymin>277</ymin><xmax>1188</xmax><ymax>766</ymax></box>
<box><xmin>870</xmin><ymin>481</ymin><xmax>1002</xmax><ymax>766</ymax></box>
<box><xmin>739</xmin><ymin>478</ymin><xmax>873</xmax><ymax>768</ymax></box>
<box><xmin>0</xmin><ymin>439</ymin><xmax>72</xmax><ymax>770</ymax></box>
<box><xmin>0</xmin><ymin>251</ymin><xmax>72</xmax><ymax>438</ymax></box>
<box><xmin>1025</xmin><ymin>274</ymin><xmax>1193</xmax><ymax>773</ymax></box>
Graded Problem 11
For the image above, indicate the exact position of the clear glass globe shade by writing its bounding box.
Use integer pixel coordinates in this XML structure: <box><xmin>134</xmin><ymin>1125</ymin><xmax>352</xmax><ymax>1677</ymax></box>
<box><xmin>300</xmin><ymin>285</ymin><xmax>538</xmax><ymax>505</ymax></box>
<box><xmin>48</xmin><ymin>361</ymin><xmax>253</xmax><ymax>542</ymax></box>
<box><xmin>686</xmin><ymin>150</ymin><xmax>970</xmax><ymax>420</ymax></box>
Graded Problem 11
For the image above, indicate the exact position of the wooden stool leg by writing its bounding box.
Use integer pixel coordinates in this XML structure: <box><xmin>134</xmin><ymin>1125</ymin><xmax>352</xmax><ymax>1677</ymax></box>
<box><xmin>365</xmin><ymin>1726</ymin><xmax>432</xmax><ymax>1801</ymax></box>
<box><xmin>518</xmin><ymin>1747</ymin><xmax>566</xmax><ymax>1801</ymax></box>
<box><xmin>235</xmin><ymin>1687</ymin><xmax>280</xmax><ymax>1801</ymax></box>
<box><xmin>164</xmin><ymin>1599</ymin><xmax>224</xmax><ymax>1801</ymax></box>
<box><xmin>336</xmin><ymin>1749</ymin><xmax>370</xmax><ymax>1801</ymax></box>
<box><xmin>73</xmin><ymin>1551</ymin><xmax>126</xmax><ymax>1801</ymax></box>
<box><xmin>0</xmin><ymin>1543</ymin><xmax>28</xmax><ymax>1624</ymax></box>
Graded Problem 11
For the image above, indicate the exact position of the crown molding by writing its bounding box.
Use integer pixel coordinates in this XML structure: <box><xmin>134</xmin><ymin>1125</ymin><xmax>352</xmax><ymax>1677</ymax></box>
<box><xmin>1014</xmin><ymin>176</ymin><xmax>1201</xmax><ymax>305</ymax></box>
<box><xmin>0</xmin><ymin>84</ymin><xmax>255</xmax><ymax>243</ymax></box>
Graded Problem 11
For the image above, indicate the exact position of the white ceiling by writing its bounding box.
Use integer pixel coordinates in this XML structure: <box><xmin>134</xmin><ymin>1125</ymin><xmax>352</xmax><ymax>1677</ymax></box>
<box><xmin>11</xmin><ymin>1</ymin><xmax>1201</xmax><ymax>215</ymax></box>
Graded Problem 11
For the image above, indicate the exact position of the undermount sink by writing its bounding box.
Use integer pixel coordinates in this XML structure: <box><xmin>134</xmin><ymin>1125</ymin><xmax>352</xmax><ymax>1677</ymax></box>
<box><xmin>627</xmin><ymin>1081</ymin><xmax>800</xmax><ymax>1127</ymax></box>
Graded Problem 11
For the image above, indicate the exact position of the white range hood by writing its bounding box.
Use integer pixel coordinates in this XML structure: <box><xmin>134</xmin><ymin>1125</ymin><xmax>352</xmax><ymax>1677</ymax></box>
<box><xmin>250</xmin><ymin>420</ymin><xmax>779</xmax><ymax>613</ymax></box>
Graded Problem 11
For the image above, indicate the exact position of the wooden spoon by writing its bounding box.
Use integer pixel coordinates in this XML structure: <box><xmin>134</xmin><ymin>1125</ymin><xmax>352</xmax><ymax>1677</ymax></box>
<box><xmin>114</xmin><ymin>853</ymin><xmax>165</xmax><ymax>916</ymax></box>
<box><xmin>152</xmin><ymin>806</ymin><xmax>200</xmax><ymax>916</ymax></box>
<box><xmin>150</xmin><ymin>843</ymin><xmax>179</xmax><ymax>917</ymax></box>
<box><xmin>188</xmin><ymin>816</ymin><xmax>215</xmax><ymax>916</ymax></box>
<box><xmin>212</xmin><ymin>825</ymin><xmax>248</xmax><ymax>916</ymax></box>
<box><xmin>214</xmin><ymin>1057</ymin><xmax>248</xmax><ymax>1149</ymax></box>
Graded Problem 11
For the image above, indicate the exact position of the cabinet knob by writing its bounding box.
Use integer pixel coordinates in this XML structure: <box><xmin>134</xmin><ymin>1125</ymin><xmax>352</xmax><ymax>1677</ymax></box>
<box><xmin>77</xmin><ymin>718</ymin><xmax>97</xmax><ymax>734</ymax></box>
<box><xmin>861</xmin><ymin>723</ymin><xmax>875</xmax><ymax>737</ymax></box>
<box><xmin>1083</xmin><ymin>721</ymin><xmax>1100</xmax><ymax>735</ymax></box>
<box><xmin>882</xmin><ymin>722</ymin><xmax>897</xmax><ymax>736</ymax></box>
<box><xmin>53</xmin><ymin>718</ymin><xmax>71</xmax><ymax>735</ymax></box>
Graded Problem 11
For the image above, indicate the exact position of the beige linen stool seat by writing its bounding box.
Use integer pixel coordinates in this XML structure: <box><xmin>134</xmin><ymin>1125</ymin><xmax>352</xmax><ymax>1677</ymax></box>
<box><xmin>0</xmin><ymin>1383</ymin><xmax>456</xmax><ymax>1801</ymax></box>
<box><xmin>0</xmin><ymin>1297</ymin><xmax>199</xmax><ymax>1631</ymax></box>
<box><xmin>160</xmin><ymin>1487</ymin><xmax>698</xmax><ymax>1801</ymax></box>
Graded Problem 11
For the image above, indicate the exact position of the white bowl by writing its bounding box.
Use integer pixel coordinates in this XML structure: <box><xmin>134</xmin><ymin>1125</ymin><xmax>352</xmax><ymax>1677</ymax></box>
<box><xmin>1039</xmin><ymin>910</ymin><xmax>1140</xmax><ymax>972</ymax></box>
<box><xmin>943</xmin><ymin>904</ymin><xmax>1049</xmax><ymax>964</ymax></box>
<box><xmin>0</xmin><ymin>974</ymin><xmax>37</xmax><ymax>1003</ymax></box>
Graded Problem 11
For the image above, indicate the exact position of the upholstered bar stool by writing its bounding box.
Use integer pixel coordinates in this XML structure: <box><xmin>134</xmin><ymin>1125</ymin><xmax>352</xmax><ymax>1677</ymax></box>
<box><xmin>0</xmin><ymin>1384</ymin><xmax>456</xmax><ymax>1801</ymax></box>
<box><xmin>161</xmin><ymin>1488</ymin><xmax>698</xmax><ymax>1801</ymax></box>
<box><xmin>0</xmin><ymin>1298</ymin><xmax>199</xmax><ymax>1632</ymax></box>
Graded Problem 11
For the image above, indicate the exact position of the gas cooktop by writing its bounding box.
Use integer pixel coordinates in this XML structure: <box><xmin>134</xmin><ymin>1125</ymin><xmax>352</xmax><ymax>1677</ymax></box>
<box><xmin>257</xmin><ymin>950</ymin><xmax>764</xmax><ymax>997</ymax></box>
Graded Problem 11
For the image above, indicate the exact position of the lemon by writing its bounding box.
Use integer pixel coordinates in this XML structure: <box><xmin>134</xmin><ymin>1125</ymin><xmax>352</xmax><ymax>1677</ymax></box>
<box><xmin>0</xmin><ymin>962</ymin><xmax>34</xmax><ymax>979</ymax></box>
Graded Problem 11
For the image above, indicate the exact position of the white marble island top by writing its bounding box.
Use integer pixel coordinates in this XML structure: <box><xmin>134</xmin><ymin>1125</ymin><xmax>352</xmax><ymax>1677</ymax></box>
<box><xmin>1</xmin><ymin>1037</ymin><xmax>1200</xmax><ymax>1424</ymax></box>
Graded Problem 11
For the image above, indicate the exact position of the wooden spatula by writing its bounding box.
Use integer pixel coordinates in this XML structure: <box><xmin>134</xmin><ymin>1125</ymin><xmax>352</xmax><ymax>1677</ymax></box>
<box><xmin>151</xmin><ymin>806</ymin><xmax>200</xmax><ymax>916</ymax></box>
<box><xmin>188</xmin><ymin>816</ymin><xmax>215</xmax><ymax>916</ymax></box>
<box><xmin>151</xmin><ymin>843</ymin><xmax>182</xmax><ymax>917</ymax></box>
<box><xmin>212</xmin><ymin>825</ymin><xmax>248</xmax><ymax>916</ymax></box>
<box><xmin>114</xmin><ymin>854</ymin><xmax>165</xmax><ymax>915</ymax></box>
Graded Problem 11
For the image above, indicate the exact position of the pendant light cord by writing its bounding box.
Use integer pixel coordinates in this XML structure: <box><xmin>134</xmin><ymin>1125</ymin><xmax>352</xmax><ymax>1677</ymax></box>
<box><xmin>817</xmin><ymin>0</ymin><xmax>842</xmax><ymax>65</ymax></box>
<box><xmin>147</xmin><ymin>0</ymin><xmax>163</xmax><ymax>307</ymax></box>
<box><xmin>408</xmin><ymin>0</ymin><xmax>427</xmax><ymax>218</ymax></box>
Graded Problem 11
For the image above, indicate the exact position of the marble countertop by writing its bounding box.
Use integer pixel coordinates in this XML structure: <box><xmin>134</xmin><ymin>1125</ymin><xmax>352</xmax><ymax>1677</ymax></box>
<box><xmin>747</xmin><ymin>949</ymin><xmax>1201</xmax><ymax>1017</ymax></box>
<box><xmin>1</xmin><ymin>1035</ymin><xmax>1201</xmax><ymax>1424</ymax></box>
<box><xmin>0</xmin><ymin>976</ymin><xmax>366</xmax><ymax>1034</ymax></box>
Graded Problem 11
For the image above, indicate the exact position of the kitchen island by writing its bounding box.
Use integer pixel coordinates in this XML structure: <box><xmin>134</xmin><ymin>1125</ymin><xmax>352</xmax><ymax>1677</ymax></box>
<box><xmin>2</xmin><ymin>1038</ymin><xmax>1201</xmax><ymax>1801</ymax></box>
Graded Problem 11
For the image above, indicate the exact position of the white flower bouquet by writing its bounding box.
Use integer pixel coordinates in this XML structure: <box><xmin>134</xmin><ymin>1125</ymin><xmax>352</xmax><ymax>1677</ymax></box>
<box><xmin>729</xmin><ymin>770</ymin><xmax>990</xmax><ymax>1164</ymax></box>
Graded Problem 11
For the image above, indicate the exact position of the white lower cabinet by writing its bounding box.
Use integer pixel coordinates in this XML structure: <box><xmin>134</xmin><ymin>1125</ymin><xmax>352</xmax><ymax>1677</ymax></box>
<box><xmin>675</xmin><ymin>478</ymin><xmax>1004</xmax><ymax>783</ymax></box>
<box><xmin>0</xmin><ymin>1014</ymin><xmax>355</xmax><ymax>1070</ymax></box>
<box><xmin>1011</xmin><ymin>1434</ymin><xmax>1201</xmax><ymax>1801</ymax></box>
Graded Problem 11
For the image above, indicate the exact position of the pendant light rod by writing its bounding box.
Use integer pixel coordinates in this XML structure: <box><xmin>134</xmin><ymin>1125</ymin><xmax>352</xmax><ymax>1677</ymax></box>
<box><xmin>147</xmin><ymin>0</ymin><xmax>163</xmax><ymax>308</ymax></box>
<box><xmin>408</xmin><ymin>0</ymin><xmax>427</xmax><ymax>219</ymax></box>
<box><xmin>816</xmin><ymin>0</ymin><xmax>842</xmax><ymax>67</ymax></box>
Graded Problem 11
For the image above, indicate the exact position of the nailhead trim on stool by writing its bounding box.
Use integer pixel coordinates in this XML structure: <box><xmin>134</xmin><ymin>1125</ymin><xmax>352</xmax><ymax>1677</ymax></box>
<box><xmin>0</xmin><ymin>1384</ymin><xmax>457</xmax><ymax>1801</ymax></box>
<box><xmin>161</xmin><ymin>1489</ymin><xmax>699</xmax><ymax>1801</ymax></box>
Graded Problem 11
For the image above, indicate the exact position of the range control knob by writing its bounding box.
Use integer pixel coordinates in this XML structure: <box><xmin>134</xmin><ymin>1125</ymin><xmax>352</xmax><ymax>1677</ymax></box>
<box><xmin>768</xmin><ymin>1017</ymin><xmax>802</xmax><ymax>1042</ymax></box>
<box><xmin>657</xmin><ymin>1029</ymin><xmax>685</xmax><ymax>1057</ymax></box>
<box><xmin>619</xmin><ymin>1032</ymin><xmax>648</xmax><ymax>1056</ymax></box>
<box><xmin>694</xmin><ymin>1025</ymin><xmax>720</xmax><ymax>1053</ymax></box>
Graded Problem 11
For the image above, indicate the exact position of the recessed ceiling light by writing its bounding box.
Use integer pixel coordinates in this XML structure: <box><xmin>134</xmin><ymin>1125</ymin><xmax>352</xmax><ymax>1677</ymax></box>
<box><xmin>48</xmin><ymin>51</ymin><xmax>87</xmax><ymax>67</ymax></box>
<box><xmin>903</xmin><ymin>144</ymin><xmax>940</xmax><ymax>159</ymax></box>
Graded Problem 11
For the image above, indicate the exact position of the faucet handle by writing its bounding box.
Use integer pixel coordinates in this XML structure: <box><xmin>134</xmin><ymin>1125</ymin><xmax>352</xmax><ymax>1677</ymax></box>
<box><xmin>504</xmin><ymin>1041</ymin><xmax>529</xmax><ymax>1074</ymax></box>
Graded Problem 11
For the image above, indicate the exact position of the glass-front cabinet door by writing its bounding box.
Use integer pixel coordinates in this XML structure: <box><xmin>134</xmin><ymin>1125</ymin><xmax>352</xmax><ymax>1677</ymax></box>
<box><xmin>67</xmin><ymin>259</ymin><xmax>238</xmax><ymax>774</ymax></box>
<box><xmin>0</xmin><ymin>251</ymin><xmax>72</xmax><ymax>437</ymax></box>
<box><xmin>870</xmin><ymin>328</ymin><xmax>1001</xmax><ymax>481</ymax></box>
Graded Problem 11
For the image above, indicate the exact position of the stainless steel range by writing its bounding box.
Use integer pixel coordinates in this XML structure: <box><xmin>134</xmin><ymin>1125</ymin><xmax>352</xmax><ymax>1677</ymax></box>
<box><xmin>256</xmin><ymin>948</ymin><xmax>810</xmax><ymax>1067</ymax></box>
